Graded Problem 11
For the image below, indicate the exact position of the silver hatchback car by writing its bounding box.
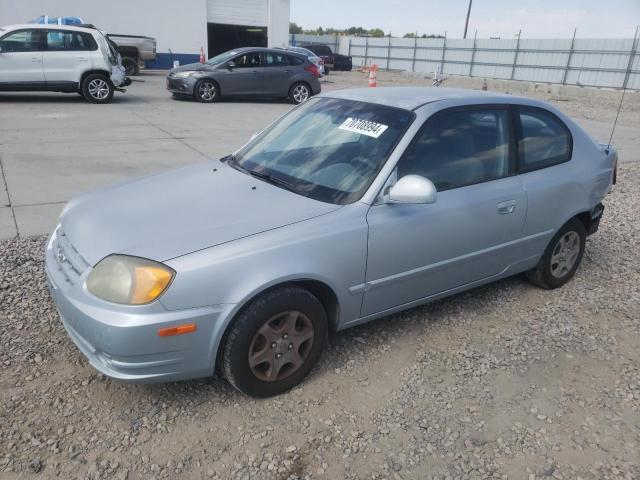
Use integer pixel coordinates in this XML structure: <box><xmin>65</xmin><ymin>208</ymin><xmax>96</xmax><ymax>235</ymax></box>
<box><xmin>46</xmin><ymin>87</ymin><xmax>617</xmax><ymax>397</ymax></box>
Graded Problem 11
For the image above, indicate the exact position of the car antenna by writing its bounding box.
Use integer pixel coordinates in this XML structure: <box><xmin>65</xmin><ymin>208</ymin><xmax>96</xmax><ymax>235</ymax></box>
<box><xmin>606</xmin><ymin>25</ymin><xmax>638</xmax><ymax>153</ymax></box>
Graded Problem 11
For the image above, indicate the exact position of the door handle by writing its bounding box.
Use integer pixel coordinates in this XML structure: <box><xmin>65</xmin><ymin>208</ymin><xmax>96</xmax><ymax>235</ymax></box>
<box><xmin>284</xmin><ymin>69</ymin><xmax>291</xmax><ymax>73</ymax></box>
<box><xmin>497</xmin><ymin>200</ymin><xmax>517</xmax><ymax>214</ymax></box>
<box><xmin>31</xmin><ymin>57</ymin><xmax>42</xmax><ymax>62</ymax></box>
<box><xmin>251</xmin><ymin>70</ymin><xmax>258</xmax><ymax>74</ymax></box>
<box><xmin>77</xmin><ymin>57</ymin><xmax>88</xmax><ymax>62</ymax></box>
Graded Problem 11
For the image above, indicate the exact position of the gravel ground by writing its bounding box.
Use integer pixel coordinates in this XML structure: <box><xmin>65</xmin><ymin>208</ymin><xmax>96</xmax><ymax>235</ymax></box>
<box><xmin>1</xmin><ymin>165</ymin><xmax>638</xmax><ymax>479</ymax></box>
<box><xmin>1</xmin><ymin>78</ymin><xmax>639</xmax><ymax>479</ymax></box>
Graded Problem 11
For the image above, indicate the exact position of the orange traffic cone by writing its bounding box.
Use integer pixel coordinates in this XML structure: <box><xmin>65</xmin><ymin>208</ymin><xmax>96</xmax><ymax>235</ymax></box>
<box><xmin>199</xmin><ymin>47</ymin><xmax>206</xmax><ymax>64</ymax></box>
<box><xmin>368</xmin><ymin>64</ymin><xmax>378</xmax><ymax>87</ymax></box>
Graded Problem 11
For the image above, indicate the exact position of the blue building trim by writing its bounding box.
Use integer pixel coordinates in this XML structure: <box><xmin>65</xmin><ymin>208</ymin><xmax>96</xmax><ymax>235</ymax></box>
<box><xmin>145</xmin><ymin>53</ymin><xmax>201</xmax><ymax>70</ymax></box>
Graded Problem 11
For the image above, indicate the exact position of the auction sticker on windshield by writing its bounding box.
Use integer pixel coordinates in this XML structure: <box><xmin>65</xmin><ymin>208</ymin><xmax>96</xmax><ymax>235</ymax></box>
<box><xmin>338</xmin><ymin>117</ymin><xmax>388</xmax><ymax>138</ymax></box>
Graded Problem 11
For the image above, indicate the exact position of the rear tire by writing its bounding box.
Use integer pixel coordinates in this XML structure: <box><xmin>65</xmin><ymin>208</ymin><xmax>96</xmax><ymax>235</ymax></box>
<box><xmin>121</xmin><ymin>57</ymin><xmax>139</xmax><ymax>76</ymax></box>
<box><xmin>526</xmin><ymin>218</ymin><xmax>586</xmax><ymax>289</ymax></box>
<box><xmin>194</xmin><ymin>79</ymin><xmax>218</xmax><ymax>103</ymax></box>
<box><xmin>288</xmin><ymin>82</ymin><xmax>311</xmax><ymax>105</ymax></box>
<box><xmin>222</xmin><ymin>286</ymin><xmax>327</xmax><ymax>398</ymax></box>
<box><xmin>81</xmin><ymin>74</ymin><xmax>114</xmax><ymax>104</ymax></box>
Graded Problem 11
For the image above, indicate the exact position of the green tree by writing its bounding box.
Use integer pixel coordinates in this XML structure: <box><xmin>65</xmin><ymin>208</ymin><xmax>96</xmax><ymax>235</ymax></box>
<box><xmin>403</xmin><ymin>32</ymin><xmax>417</xmax><ymax>38</ymax></box>
<box><xmin>369</xmin><ymin>28</ymin><xmax>385</xmax><ymax>37</ymax></box>
<box><xmin>289</xmin><ymin>22</ymin><xmax>303</xmax><ymax>34</ymax></box>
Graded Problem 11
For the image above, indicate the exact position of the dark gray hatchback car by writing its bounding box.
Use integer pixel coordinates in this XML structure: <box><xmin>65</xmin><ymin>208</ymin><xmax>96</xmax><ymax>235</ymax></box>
<box><xmin>166</xmin><ymin>47</ymin><xmax>322</xmax><ymax>104</ymax></box>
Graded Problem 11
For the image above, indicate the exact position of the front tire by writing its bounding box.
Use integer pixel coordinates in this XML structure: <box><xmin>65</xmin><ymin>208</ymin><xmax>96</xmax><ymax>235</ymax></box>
<box><xmin>288</xmin><ymin>82</ymin><xmax>311</xmax><ymax>105</ymax></box>
<box><xmin>526</xmin><ymin>218</ymin><xmax>586</xmax><ymax>289</ymax></box>
<box><xmin>222</xmin><ymin>286</ymin><xmax>327</xmax><ymax>398</ymax></box>
<box><xmin>81</xmin><ymin>74</ymin><xmax>114</xmax><ymax>104</ymax></box>
<box><xmin>194</xmin><ymin>79</ymin><xmax>218</xmax><ymax>103</ymax></box>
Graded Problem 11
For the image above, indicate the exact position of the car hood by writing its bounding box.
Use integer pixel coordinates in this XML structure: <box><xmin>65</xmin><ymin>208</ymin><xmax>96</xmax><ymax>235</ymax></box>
<box><xmin>60</xmin><ymin>162</ymin><xmax>340</xmax><ymax>266</ymax></box>
<box><xmin>170</xmin><ymin>63</ymin><xmax>213</xmax><ymax>73</ymax></box>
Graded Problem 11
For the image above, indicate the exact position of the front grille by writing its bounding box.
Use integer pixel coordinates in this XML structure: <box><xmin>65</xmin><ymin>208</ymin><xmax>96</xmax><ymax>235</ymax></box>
<box><xmin>52</xmin><ymin>228</ymin><xmax>89</xmax><ymax>285</ymax></box>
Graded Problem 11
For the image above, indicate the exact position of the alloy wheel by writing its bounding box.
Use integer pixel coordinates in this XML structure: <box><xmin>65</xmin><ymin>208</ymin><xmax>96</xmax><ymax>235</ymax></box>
<box><xmin>292</xmin><ymin>85</ymin><xmax>309</xmax><ymax>103</ymax></box>
<box><xmin>550</xmin><ymin>231</ymin><xmax>581</xmax><ymax>278</ymax></box>
<box><xmin>198</xmin><ymin>81</ymin><xmax>216</xmax><ymax>101</ymax></box>
<box><xmin>248</xmin><ymin>311</ymin><xmax>314</xmax><ymax>382</ymax></box>
<box><xmin>88</xmin><ymin>79</ymin><xmax>110</xmax><ymax>100</ymax></box>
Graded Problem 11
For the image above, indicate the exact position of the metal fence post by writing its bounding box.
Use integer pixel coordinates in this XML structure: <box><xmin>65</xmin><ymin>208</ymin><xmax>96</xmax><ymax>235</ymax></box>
<box><xmin>386</xmin><ymin>36</ymin><xmax>392</xmax><ymax>71</ymax></box>
<box><xmin>510</xmin><ymin>29</ymin><xmax>522</xmax><ymax>80</ymax></box>
<box><xmin>469</xmin><ymin>29</ymin><xmax>477</xmax><ymax>76</ymax></box>
<box><xmin>622</xmin><ymin>25</ymin><xmax>639</xmax><ymax>89</ymax></box>
<box><xmin>439</xmin><ymin>33</ymin><xmax>447</xmax><ymax>75</ymax></box>
<box><xmin>411</xmin><ymin>36</ymin><xmax>418</xmax><ymax>72</ymax></box>
<box><xmin>561</xmin><ymin>28</ymin><xmax>577</xmax><ymax>85</ymax></box>
<box><xmin>335</xmin><ymin>36</ymin><xmax>339</xmax><ymax>55</ymax></box>
<box><xmin>364</xmin><ymin>37</ymin><xmax>369</xmax><ymax>67</ymax></box>
<box><xmin>348</xmin><ymin>37</ymin><xmax>352</xmax><ymax>58</ymax></box>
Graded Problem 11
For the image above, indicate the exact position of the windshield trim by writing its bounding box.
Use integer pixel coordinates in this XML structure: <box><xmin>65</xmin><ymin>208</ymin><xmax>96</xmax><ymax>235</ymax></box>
<box><xmin>233</xmin><ymin>98</ymin><xmax>416</xmax><ymax>205</ymax></box>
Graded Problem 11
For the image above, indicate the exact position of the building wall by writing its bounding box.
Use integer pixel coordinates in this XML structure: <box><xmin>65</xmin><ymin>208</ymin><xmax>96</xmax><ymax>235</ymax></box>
<box><xmin>0</xmin><ymin>0</ymin><xmax>291</xmax><ymax>68</ymax></box>
<box><xmin>267</xmin><ymin>0</ymin><xmax>290</xmax><ymax>49</ymax></box>
<box><xmin>0</xmin><ymin>0</ymin><xmax>208</xmax><ymax>60</ymax></box>
<box><xmin>207</xmin><ymin>0</ymin><xmax>268</xmax><ymax>26</ymax></box>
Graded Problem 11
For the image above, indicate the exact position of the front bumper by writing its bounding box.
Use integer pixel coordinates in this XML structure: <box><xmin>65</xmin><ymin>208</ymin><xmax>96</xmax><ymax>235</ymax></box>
<box><xmin>166</xmin><ymin>75</ymin><xmax>197</xmax><ymax>95</ymax></box>
<box><xmin>45</xmin><ymin>232</ymin><xmax>235</xmax><ymax>383</ymax></box>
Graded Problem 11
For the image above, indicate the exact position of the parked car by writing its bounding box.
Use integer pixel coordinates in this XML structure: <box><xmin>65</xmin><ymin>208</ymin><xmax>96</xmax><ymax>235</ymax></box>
<box><xmin>46</xmin><ymin>87</ymin><xmax>616</xmax><ymax>397</ymax></box>
<box><xmin>280</xmin><ymin>46</ymin><xmax>325</xmax><ymax>76</ymax></box>
<box><xmin>166</xmin><ymin>47</ymin><xmax>321</xmax><ymax>104</ymax></box>
<box><xmin>0</xmin><ymin>24</ymin><xmax>130</xmax><ymax>103</ymax></box>
<box><xmin>301</xmin><ymin>44</ymin><xmax>353</xmax><ymax>72</ymax></box>
<box><xmin>74</xmin><ymin>24</ymin><xmax>155</xmax><ymax>76</ymax></box>
<box><xmin>107</xmin><ymin>33</ymin><xmax>156</xmax><ymax>76</ymax></box>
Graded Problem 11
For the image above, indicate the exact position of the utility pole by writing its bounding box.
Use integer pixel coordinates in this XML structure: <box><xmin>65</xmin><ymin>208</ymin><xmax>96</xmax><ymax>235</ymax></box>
<box><xmin>463</xmin><ymin>0</ymin><xmax>473</xmax><ymax>39</ymax></box>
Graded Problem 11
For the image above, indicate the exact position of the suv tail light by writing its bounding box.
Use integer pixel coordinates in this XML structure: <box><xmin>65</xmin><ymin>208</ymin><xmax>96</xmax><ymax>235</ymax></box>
<box><xmin>304</xmin><ymin>63</ymin><xmax>320</xmax><ymax>78</ymax></box>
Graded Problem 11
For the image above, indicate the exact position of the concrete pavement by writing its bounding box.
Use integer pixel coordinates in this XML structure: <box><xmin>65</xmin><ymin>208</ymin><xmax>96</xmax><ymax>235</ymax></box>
<box><xmin>0</xmin><ymin>72</ymin><xmax>637</xmax><ymax>240</ymax></box>
<box><xmin>0</xmin><ymin>73</ymin><xmax>292</xmax><ymax>240</ymax></box>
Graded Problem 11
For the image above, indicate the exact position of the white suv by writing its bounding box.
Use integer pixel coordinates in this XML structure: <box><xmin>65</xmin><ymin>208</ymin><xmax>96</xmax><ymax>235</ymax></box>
<box><xmin>0</xmin><ymin>24</ymin><xmax>130</xmax><ymax>103</ymax></box>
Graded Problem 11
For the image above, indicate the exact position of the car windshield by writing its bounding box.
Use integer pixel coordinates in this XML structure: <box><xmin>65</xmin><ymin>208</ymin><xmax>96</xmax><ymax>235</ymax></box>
<box><xmin>206</xmin><ymin>50</ymin><xmax>237</xmax><ymax>65</ymax></box>
<box><xmin>230</xmin><ymin>98</ymin><xmax>414</xmax><ymax>205</ymax></box>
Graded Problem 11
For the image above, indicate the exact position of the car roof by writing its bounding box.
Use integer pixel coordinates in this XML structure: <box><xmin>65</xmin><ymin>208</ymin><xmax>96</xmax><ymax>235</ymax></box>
<box><xmin>1</xmin><ymin>23</ymin><xmax>96</xmax><ymax>34</ymax></box>
<box><xmin>232</xmin><ymin>46</ymin><xmax>301</xmax><ymax>54</ymax></box>
<box><xmin>321</xmin><ymin>86</ymin><xmax>537</xmax><ymax>111</ymax></box>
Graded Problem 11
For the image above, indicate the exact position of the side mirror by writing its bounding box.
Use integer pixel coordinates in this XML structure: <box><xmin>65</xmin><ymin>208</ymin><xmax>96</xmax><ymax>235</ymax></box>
<box><xmin>388</xmin><ymin>175</ymin><xmax>437</xmax><ymax>204</ymax></box>
<box><xmin>227</xmin><ymin>61</ymin><xmax>235</xmax><ymax>70</ymax></box>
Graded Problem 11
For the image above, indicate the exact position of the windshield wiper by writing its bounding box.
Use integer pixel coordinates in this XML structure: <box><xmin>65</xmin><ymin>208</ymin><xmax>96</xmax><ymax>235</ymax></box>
<box><xmin>228</xmin><ymin>157</ymin><xmax>299</xmax><ymax>194</ymax></box>
<box><xmin>244</xmin><ymin>169</ymin><xmax>299</xmax><ymax>194</ymax></box>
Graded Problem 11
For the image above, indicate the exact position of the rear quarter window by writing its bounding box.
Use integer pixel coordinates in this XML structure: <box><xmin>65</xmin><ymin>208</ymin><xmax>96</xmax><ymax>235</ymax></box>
<box><xmin>516</xmin><ymin>106</ymin><xmax>572</xmax><ymax>173</ymax></box>
<box><xmin>288</xmin><ymin>55</ymin><xmax>304</xmax><ymax>65</ymax></box>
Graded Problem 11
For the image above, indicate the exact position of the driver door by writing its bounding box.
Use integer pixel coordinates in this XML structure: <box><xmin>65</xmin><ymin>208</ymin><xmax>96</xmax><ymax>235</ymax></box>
<box><xmin>219</xmin><ymin>51</ymin><xmax>264</xmax><ymax>96</ymax></box>
<box><xmin>362</xmin><ymin>106</ymin><xmax>527</xmax><ymax>316</ymax></box>
<box><xmin>0</xmin><ymin>29</ymin><xmax>45</xmax><ymax>85</ymax></box>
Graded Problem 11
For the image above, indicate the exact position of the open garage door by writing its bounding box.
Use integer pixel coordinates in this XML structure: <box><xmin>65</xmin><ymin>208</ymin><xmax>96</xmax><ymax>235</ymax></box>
<box><xmin>207</xmin><ymin>23</ymin><xmax>267</xmax><ymax>57</ymax></box>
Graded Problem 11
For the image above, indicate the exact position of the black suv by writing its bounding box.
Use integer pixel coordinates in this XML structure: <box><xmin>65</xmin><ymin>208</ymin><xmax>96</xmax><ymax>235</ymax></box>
<box><xmin>301</xmin><ymin>44</ymin><xmax>352</xmax><ymax>73</ymax></box>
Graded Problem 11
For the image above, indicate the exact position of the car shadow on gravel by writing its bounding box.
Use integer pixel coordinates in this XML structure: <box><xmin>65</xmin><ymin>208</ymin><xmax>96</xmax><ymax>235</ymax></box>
<box><xmin>134</xmin><ymin>274</ymin><xmax>529</xmax><ymax>400</ymax></box>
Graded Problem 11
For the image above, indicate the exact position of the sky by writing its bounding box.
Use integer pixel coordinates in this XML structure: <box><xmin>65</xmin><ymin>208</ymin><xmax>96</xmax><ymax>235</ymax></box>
<box><xmin>291</xmin><ymin>0</ymin><xmax>640</xmax><ymax>38</ymax></box>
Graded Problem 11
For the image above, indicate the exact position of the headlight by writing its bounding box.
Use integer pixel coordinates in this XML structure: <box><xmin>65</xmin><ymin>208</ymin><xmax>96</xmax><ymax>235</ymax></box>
<box><xmin>86</xmin><ymin>255</ymin><xmax>175</xmax><ymax>305</ymax></box>
<box><xmin>171</xmin><ymin>71</ymin><xmax>195</xmax><ymax>79</ymax></box>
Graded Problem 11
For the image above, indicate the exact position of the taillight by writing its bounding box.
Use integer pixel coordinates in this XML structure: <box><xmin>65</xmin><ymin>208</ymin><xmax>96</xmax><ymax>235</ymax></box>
<box><xmin>305</xmin><ymin>63</ymin><xmax>319</xmax><ymax>78</ymax></box>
